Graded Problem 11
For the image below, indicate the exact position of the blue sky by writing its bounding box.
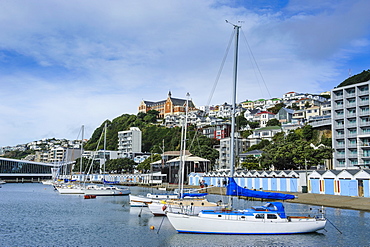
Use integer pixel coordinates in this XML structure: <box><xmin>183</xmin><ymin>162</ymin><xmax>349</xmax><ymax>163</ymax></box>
<box><xmin>0</xmin><ymin>0</ymin><xmax>369</xmax><ymax>147</ymax></box>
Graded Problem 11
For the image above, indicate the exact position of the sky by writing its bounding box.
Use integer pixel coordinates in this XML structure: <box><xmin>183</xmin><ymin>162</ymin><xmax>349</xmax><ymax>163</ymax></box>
<box><xmin>1</xmin><ymin>0</ymin><xmax>369</xmax><ymax>147</ymax></box>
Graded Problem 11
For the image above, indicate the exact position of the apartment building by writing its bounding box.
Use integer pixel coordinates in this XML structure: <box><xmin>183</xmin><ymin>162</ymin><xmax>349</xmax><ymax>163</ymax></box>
<box><xmin>332</xmin><ymin>80</ymin><xmax>370</xmax><ymax>169</ymax></box>
<box><xmin>118</xmin><ymin>127</ymin><xmax>142</xmax><ymax>157</ymax></box>
<box><xmin>218</xmin><ymin>137</ymin><xmax>248</xmax><ymax>170</ymax></box>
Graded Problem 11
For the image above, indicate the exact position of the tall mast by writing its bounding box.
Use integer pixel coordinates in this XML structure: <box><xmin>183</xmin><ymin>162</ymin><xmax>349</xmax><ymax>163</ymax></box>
<box><xmin>103</xmin><ymin>122</ymin><xmax>107</xmax><ymax>180</ymax></box>
<box><xmin>227</xmin><ymin>21</ymin><xmax>240</xmax><ymax>208</ymax></box>
<box><xmin>179</xmin><ymin>92</ymin><xmax>190</xmax><ymax>197</ymax></box>
<box><xmin>80</xmin><ymin>125</ymin><xmax>84</xmax><ymax>181</ymax></box>
<box><xmin>229</xmin><ymin>23</ymin><xmax>240</xmax><ymax>179</ymax></box>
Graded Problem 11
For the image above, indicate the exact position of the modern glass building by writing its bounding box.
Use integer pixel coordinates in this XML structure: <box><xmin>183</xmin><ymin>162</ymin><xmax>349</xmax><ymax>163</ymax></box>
<box><xmin>0</xmin><ymin>157</ymin><xmax>70</xmax><ymax>182</ymax></box>
<box><xmin>331</xmin><ymin>80</ymin><xmax>370</xmax><ymax>169</ymax></box>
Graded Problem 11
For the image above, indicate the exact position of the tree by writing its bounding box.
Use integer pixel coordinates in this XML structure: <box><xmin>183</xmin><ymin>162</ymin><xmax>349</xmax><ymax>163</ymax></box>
<box><xmin>247</xmin><ymin>139</ymin><xmax>270</xmax><ymax>152</ymax></box>
<box><xmin>291</xmin><ymin>103</ymin><xmax>299</xmax><ymax>110</ymax></box>
<box><xmin>240</xmin><ymin>155</ymin><xmax>260</xmax><ymax>170</ymax></box>
<box><xmin>301</xmin><ymin>125</ymin><xmax>314</xmax><ymax>141</ymax></box>
<box><xmin>266</xmin><ymin>118</ymin><xmax>281</xmax><ymax>127</ymax></box>
<box><xmin>236</xmin><ymin>113</ymin><xmax>248</xmax><ymax>129</ymax></box>
<box><xmin>136</xmin><ymin>154</ymin><xmax>162</xmax><ymax>173</ymax></box>
<box><xmin>267</xmin><ymin>103</ymin><xmax>285</xmax><ymax>114</ymax></box>
<box><xmin>188</xmin><ymin>134</ymin><xmax>219</xmax><ymax>167</ymax></box>
<box><xmin>105</xmin><ymin>158</ymin><xmax>136</xmax><ymax>173</ymax></box>
<box><xmin>73</xmin><ymin>157</ymin><xmax>91</xmax><ymax>173</ymax></box>
<box><xmin>247</xmin><ymin>121</ymin><xmax>260</xmax><ymax>129</ymax></box>
<box><xmin>259</xmin><ymin>136</ymin><xmax>333</xmax><ymax>170</ymax></box>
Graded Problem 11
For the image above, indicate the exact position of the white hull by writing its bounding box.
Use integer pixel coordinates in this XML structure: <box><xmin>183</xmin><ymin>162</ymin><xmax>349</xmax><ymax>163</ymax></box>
<box><xmin>129</xmin><ymin>193</ymin><xmax>178</xmax><ymax>207</ymax></box>
<box><xmin>148</xmin><ymin>199</ymin><xmax>223</xmax><ymax>216</ymax></box>
<box><xmin>84</xmin><ymin>189</ymin><xmax>130</xmax><ymax>196</ymax></box>
<box><xmin>166</xmin><ymin>212</ymin><xmax>327</xmax><ymax>234</ymax></box>
<box><xmin>129</xmin><ymin>195</ymin><xmax>152</xmax><ymax>207</ymax></box>
<box><xmin>57</xmin><ymin>187</ymin><xmax>85</xmax><ymax>194</ymax></box>
<box><xmin>84</xmin><ymin>185</ymin><xmax>130</xmax><ymax>196</ymax></box>
<box><xmin>41</xmin><ymin>180</ymin><xmax>55</xmax><ymax>185</ymax></box>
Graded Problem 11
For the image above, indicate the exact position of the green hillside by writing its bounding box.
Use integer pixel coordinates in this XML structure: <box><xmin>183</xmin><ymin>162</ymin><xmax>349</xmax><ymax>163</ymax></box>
<box><xmin>337</xmin><ymin>69</ymin><xmax>370</xmax><ymax>88</ymax></box>
<box><xmin>84</xmin><ymin>111</ymin><xmax>220</xmax><ymax>164</ymax></box>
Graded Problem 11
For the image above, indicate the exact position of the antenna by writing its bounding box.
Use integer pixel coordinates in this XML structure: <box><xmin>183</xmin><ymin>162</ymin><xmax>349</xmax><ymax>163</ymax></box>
<box><xmin>225</xmin><ymin>20</ymin><xmax>241</xmax><ymax>28</ymax></box>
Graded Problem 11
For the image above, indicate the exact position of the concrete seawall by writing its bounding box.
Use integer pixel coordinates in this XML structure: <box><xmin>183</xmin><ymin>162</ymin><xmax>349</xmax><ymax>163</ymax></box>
<box><xmin>200</xmin><ymin>186</ymin><xmax>370</xmax><ymax>212</ymax></box>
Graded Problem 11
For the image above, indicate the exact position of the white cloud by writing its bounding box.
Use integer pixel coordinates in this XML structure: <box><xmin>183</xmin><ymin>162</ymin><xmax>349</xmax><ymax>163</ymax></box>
<box><xmin>0</xmin><ymin>0</ymin><xmax>369</xmax><ymax>146</ymax></box>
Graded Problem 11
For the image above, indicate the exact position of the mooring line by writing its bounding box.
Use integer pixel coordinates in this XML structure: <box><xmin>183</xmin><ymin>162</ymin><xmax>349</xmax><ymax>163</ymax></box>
<box><xmin>157</xmin><ymin>216</ymin><xmax>166</xmax><ymax>234</ymax></box>
<box><xmin>326</xmin><ymin>217</ymin><xmax>342</xmax><ymax>234</ymax></box>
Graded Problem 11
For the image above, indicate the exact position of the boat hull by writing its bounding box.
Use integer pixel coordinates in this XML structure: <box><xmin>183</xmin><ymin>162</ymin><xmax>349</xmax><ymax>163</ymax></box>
<box><xmin>84</xmin><ymin>189</ymin><xmax>130</xmax><ymax>196</ymax></box>
<box><xmin>166</xmin><ymin>213</ymin><xmax>327</xmax><ymax>234</ymax></box>
<box><xmin>84</xmin><ymin>185</ymin><xmax>130</xmax><ymax>196</ymax></box>
<box><xmin>149</xmin><ymin>200</ymin><xmax>224</xmax><ymax>216</ymax></box>
<box><xmin>57</xmin><ymin>187</ymin><xmax>85</xmax><ymax>194</ymax></box>
<box><xmin>129</xmin><ymin>195</ymin><xmax>152</xmax><ymax>207</ymax></box>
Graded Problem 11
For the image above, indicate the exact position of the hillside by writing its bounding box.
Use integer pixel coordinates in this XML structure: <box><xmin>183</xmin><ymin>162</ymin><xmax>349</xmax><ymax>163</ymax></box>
<box><xmin>337</xmin><ymin>69</ymin><xmax>370</xmax><ymax>88</ymax></box>
<box><xmin>83</xmin><ymin>112</ymin><xmax>220</xmax><ymax>164</ymax></box>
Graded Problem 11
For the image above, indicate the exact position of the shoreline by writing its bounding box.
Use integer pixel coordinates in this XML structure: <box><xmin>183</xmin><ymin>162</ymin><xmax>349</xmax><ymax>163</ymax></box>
<box><xmin>198</xmin><ymin>186</ymin><xmax>370</xmax><ymax>212</ymax></box>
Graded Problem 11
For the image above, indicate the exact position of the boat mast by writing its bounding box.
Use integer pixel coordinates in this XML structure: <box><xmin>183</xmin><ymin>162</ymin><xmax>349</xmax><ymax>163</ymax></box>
<box><xmin>228</xmin><ymin>21</ymin><xmax>240</xmax><ymax>207</ymax></box>
<box><xmin>80</xmin><ymin>125</ymin><xmax>84</xmax><ymax>182</ymax></box>
<box><xmin>179</xmin><ymin>92</ymin><xmax>190</xmax><ymax>198</ymax></box>
<box><xmin>103</xmin><ymin>122</ymin><xmax>107</xmax><ymax>182</ymax></box>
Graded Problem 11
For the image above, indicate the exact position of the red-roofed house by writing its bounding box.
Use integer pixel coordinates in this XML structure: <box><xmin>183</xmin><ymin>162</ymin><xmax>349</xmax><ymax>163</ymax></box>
<box><xmin>253</xmin><ymin>111</ymin><xmax>276</xmax><ymax>127</ymax></box>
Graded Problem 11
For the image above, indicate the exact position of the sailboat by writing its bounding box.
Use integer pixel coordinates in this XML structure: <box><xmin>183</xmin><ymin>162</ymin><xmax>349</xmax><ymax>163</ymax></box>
<box><xmin>146</xmin><ymin>93</ymin><xmax>225</xmax><ymax>216</ymax></box>
<box><xmin>166</xmin><ymin>22</ymin><xmax>327</xmax><ymax>234</ymax></box>
<box><xmin>84</xmin><ymin>122</ymin><xmax>130</xmax><ymax>196</ymax></box>
<box><xmin>56</xmin><ymin>126</ymin><xmax>86</xmax><ymax>194</ymax></box>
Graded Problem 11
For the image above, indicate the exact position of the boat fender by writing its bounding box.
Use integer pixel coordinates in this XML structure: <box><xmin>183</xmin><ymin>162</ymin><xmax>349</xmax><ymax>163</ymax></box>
<box><xmin>162</xmin><ymin>205</ymin><xmax>167</xmax><ymax>211</ymax></box>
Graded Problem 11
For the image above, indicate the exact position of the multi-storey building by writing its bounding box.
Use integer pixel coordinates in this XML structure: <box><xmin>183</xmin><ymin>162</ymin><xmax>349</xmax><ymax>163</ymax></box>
<box><xmin>118</xmin><ymin>127</ymin><xmax>142</xmax><ymax>157</ymax></box>
<box><xmin>332</xmin><ymin>80</ymin><xmax>370</xmax><ymax>169</ymax></box>
<box><xmin>218</xmin><ymin>137</ymin><xmax>248</xmax><ymax>170</ymax></box>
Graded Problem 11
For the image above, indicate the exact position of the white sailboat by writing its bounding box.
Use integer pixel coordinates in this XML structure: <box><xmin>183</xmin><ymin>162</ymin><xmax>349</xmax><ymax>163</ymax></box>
<box><xmin>56</xmin><ymin>126</ymin><xmax>85</xmax><ymax>194</ymax></box>
<box><xmin>146</xmin><ymin>93</ymin><xmax>224</xmax><ymax>216</ymax></box>
<box><xmin>166</xmin><ymin>22</ymin><xmax>327</xmax><ymax>234</ymax></box>
<box><xmin>83</xmin><ymin>122</ymin><xmax>131</xmax><ymax>196</ymax></box>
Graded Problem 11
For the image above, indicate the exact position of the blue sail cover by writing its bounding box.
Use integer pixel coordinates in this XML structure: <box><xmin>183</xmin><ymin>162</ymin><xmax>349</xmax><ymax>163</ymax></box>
<box><xmin>103</xmin><ymin>179</ymin><xmax>119</xmax><ymax>184</ymax></box>
<box><xmin>226</xmin><ymin>177</ymin><xmax>295</xmax><ymax>200</ymax></box>
<box><xmin>181</xmin><ymin>193</ymin><xmax>208</xmax><ymax>198</ymax></box>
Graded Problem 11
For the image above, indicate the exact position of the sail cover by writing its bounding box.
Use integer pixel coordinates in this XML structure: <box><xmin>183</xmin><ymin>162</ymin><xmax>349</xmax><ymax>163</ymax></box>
<box><xmin>103</xmin><ymin>179</ymin><xmax>119</xmax><ymax>184</ymax></box>
<box><xmin>181</xmin><ymin>193</ymin><xmax>208</xmax><ymax>198</ymax></box>
<box><xmin>226</xmin><ymin>177</ymin><xmax>295</xmax><ymax>200</ymax></box>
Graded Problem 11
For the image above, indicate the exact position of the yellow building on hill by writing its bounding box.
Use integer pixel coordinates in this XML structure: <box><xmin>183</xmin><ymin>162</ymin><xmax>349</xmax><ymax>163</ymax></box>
<box><xmin>138</xmin><ymin>91</ymin><xmax>196</xmax><ymax>118</ymax></box>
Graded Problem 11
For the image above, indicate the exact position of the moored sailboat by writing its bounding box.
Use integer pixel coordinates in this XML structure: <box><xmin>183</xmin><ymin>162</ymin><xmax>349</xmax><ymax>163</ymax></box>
<box><xmin>166</xmin><ymin>22</ymin><xmax>327</xmax><ymax>234</ymax></box>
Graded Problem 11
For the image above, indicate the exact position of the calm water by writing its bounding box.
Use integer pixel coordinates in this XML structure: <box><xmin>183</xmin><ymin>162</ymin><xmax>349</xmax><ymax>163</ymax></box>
<box><xmin>0</xmin><ymin>183</ymin><xmax>369</xmax><ymax>247</ymax></box>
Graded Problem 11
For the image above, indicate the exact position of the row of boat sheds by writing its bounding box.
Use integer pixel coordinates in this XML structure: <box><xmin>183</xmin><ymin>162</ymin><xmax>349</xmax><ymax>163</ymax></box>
<box><xmin>188</xmin><ymin>169</ymin><xmax>370</xmax><ymax>198</ymax></box>
<box><xmin>64</xmin><ymin>169</ymin><xmax>370</xmax><ymax>198</ymax></box>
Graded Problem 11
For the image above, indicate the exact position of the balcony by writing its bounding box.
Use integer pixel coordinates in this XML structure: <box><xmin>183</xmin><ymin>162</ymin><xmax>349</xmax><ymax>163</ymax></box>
<box><xmin>346</xmin><ymin>92</ymin><xmax>356</xmax><ymax>98</ymax></box>
<box><xmin>348</xmin><ymin>153</ymin><xmax>358</xmax><ymax>158</ymax></box>
<box><xmin>359</xmin><ymin>121</ymin><xmax>370</xmax><ymax>127</ymax></box>
<box><xmin>359</xmin><ymin>99</ymin><xmax>369</xmax><ymax>106</ymax></box>
<box><xmin>346</xmin><ymin>102</ymin><xmax>357</xmax><ymax>108</ymax></box>
<box><xmin>358</xmin><ymin>89</ymin><xmax>369</xmax><ymax>96</ymax></box>
<box><xmin>333</xmin><ymin>94</ymin><xmax>343</xmax><ymax>100</ymax></box>
<box><xmin>347</xmin><ymin>122</ymin><xmax>357</xmax><ymax>128</ymax></box>
<box><xmin>336</xmin><ymin>155</ymin><xmax>346</xmax><ymax>160</ymax></box>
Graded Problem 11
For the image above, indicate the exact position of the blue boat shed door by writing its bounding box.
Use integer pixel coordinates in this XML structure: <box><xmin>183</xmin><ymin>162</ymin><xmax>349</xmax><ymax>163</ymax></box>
<box><xmin>324</xmin><ymin>178</ymin><xmax>335</xmax><ymax>195</ymax></box>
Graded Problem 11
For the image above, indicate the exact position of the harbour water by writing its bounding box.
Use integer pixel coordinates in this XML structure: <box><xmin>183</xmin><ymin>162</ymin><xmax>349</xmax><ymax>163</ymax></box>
<box><xmin>1</xmin><ymin>183</ymin><xmax>369</xmax><ymax>246</ymax></box>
